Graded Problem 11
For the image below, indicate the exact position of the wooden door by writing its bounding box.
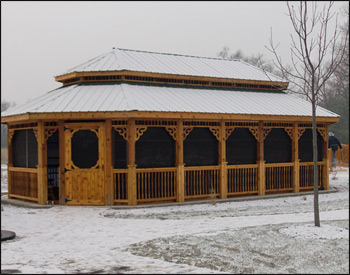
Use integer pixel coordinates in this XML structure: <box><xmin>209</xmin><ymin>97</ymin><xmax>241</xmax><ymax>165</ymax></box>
<box><xmin>64</xmin><ymin>123</ymin><xmax>105</xmax><ymax>205</ymax></box>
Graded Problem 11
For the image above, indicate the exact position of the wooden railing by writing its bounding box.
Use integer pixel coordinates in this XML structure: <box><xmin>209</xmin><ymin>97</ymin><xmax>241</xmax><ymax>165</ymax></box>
<box><xmin>113</xmin><ymin>169</ymin><xmax>128</xmax><ymax>204</ymax></box>
<box><xmin>300</xmin><ymin>162</ymin><xmax>325</xmax><ymax>189</ymax></box>
<box><xmin>113</xmin><ymin>161</ymin><xmax>328</xmax><ymax>205</ymax></box>
<box><xmin>136</xmin><ymin>167</ymin><xmax>177</xmax><ymax>203</ymax></box>
<box><xmin>8</xmin><ymin>167</ymin><xmax>38</xmax><ymax>202</ymax></box>
<box><xmin>265</xmin><ymin>163</ymin><xmax>294</xmax><ymax>192</ymax></box>
<box><xmin>335</xmin><ymin>144</ymin><xmax>349</xmax><ymax>165</ymax></box>
<box><xmin>227</xmin><ymin>164</ymin><xmax>258</xmax><ymax>195</ymax></box>
<box><xmin>185</xmin><ymin>166</ymin><xmax>220</xmax><ymax>199</ymax></box>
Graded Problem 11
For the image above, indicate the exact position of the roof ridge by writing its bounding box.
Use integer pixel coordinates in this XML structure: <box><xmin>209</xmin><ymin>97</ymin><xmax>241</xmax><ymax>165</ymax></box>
<box><xmin>115</xmin><ymin>47</ymin><xmax>242</xmax><ymax>62</ymax></box>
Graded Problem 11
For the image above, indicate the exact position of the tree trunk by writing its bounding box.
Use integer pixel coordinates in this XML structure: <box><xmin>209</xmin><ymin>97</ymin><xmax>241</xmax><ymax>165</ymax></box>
<box><xmin>312</xmin><ymin>95</ymin><xmax>320</xmax><ymax>227</ymax></box>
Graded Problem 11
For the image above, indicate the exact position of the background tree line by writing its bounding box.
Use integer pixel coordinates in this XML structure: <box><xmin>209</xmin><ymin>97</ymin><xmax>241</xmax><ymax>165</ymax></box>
<box><xmin>217</xmin><ymin>6</ymin><xmax>348</xmax><ymax>145</ymax></box>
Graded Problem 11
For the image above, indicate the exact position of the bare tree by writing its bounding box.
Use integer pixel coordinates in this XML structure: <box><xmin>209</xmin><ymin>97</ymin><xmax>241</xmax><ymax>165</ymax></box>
<box><xmin>217</xmin><ymin>47</ymin><xmax>280</xmax><ymax>75</ymax></box>
<box><xmin>266</xmin><ymin>1</ymin><xmax>349</xmax><ymax>227</ymax></box>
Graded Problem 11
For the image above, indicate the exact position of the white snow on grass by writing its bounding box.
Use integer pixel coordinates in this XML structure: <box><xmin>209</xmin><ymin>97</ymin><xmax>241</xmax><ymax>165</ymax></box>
<box><xmin>1</xmin><ymin>166</ymin><xmax>349</xmax><ymax>274</ymax></box>
<box><xmin>281</xmin><ymin>223</ymin><xmax>349</xmax><ymax>239</ymax></box>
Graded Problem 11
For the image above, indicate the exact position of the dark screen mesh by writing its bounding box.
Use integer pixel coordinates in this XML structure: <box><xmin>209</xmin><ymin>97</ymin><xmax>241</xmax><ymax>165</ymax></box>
<box><xmin>71</xmin><ymin>130</ymin><xmax>99</xmax><ymax>168</ymax></box>
<box><xmin>136</xmin><ymin>127</ymin><xmax>175</xmax><ymax>168</ymax></box>
<box><xmin>27</xmin><ymin>130</ymin><xmax>38</xmax><ymax>168</ymax></box>
<box><xmin>12</xmin><ymin>129</ymin><xmax>38</xmax><ymax>168</ymax></box>
<box><xmin>184</xmin><ymin>127</ymin><xmax>218</xmax><ymax>166</ymax></box>
<box><xmin>226</xmin><ymin>128</ymin><xmax>257</xmax><ymax>164</ymax></box>
<box><xmin>299</xmin><ymin>129</ymin><xmax>323</xmax><ymax>162</ymax></box>
<box><xmin>264</xmin><ymin>128</ymin><xmax>292</xmax><ymax>163</ymax></box>
<box><xmin>12</xmin><ymin>130</ymin><xmax>27</xmax><ymax>167</ymax></box>
<box><xmin>112</xmin><ymin>130</ymin><xmax>128</xmax><ymax>169</ymax></box>
<box><xmin>47</xmin><ymin>131</ymin><xmax>59</xmax><ymax>166</ymax></box>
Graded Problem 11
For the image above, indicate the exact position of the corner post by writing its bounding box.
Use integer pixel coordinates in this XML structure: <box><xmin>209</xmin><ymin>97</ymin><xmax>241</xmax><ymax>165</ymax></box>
<box><xmin>7</xmin><ymin>127</ymin><xmax>14</xmax><ymax>197</ymax></box>
<box><xmin>105</xmin><ymin>119</ymin><xmax>113</xmax><ymax>205</ymax></box>
<box><xmin>219</xmin><ymin>121</ymin><xmax>227</xmax><ymax>199</ymax></box>
<box><xmin>127</xmin><ymin>119</ymin><xmax>137</xmax><ymax>206</ymax></box>
<box><xmin>292</xmin><ymin>122</ymin><xmax>300</xmax><ymax>193</ymax></box>
<box><xmin>176</xmin><ymin>120</ymin><xmax>185</xmax><ymax>202</ymax></box>
<box><xmin>58</xmin><ymin>120</ymin><xmax>66</xmax><ymax>205</ymax></box>
<box><xmin>257</xmin><ymin>121</ymin><xmax>265</xmax><ymax>196</ymax></box>
<box><xmin>323</xmin><ymin>124</ymin><xmax>329</xmax><ymax>190</ymax></box>
<box><xmin>37</xmin><ymin>120</ymin><xmax>48</xmax><ymax>205</ymax></box>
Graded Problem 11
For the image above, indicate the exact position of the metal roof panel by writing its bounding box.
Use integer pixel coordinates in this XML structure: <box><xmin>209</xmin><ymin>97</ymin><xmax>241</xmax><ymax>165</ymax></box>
<box><xmin>1</xmin><ymin>83</ymin><xmax>338</xmax><ymax>118</ymax></box>
<box><xmin>58</xmin><ymin>48</ymin><xmax>284</xmax><ymax>83</ymax></box>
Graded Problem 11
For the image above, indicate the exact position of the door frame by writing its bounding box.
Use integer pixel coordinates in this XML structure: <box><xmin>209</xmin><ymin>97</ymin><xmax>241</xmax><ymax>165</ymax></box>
<box><xmin>64</xmin><ymin>122</ymin><xmax>105</xmax><ymax>205</ymax></box>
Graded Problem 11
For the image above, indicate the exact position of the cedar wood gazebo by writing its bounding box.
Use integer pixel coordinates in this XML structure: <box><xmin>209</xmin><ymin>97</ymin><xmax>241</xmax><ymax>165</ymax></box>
<box><xmin>1</xmin><ymin>48</ymin><xmax>339</xmax><ymax>205</ymax></box>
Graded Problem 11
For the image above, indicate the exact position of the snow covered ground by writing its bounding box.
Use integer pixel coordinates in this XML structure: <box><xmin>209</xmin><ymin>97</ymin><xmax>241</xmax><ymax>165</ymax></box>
<box><xmin>1</xmin><ymin>165</ymin><xmax>349</xmax><ymax>274</ymax></box>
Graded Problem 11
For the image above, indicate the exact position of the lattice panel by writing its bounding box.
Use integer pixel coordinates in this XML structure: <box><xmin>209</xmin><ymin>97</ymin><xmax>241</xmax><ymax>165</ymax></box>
<box><xmin>248</xmin><ymin>127</ymin><xmax>259</xmax><ymax>141</ymax></box>
<box><xmin>284</xmin><ymin>127</ymin><xmax>294</xmax><ymax>140</ymax></box>
<box><xmin>225</xmin><ymin>127</ymin><xmax>235</xmax><ymax>141</ymax></box>
<box><xmin>298</xmin><ymin>128</ymin><xmax>306</xmax><ymax>140</ymax></box>
<box><xmin>262</xmin><ymin>128</ymin><xmax>272</xmax><ymax>140</ymax></box>
<box><xmin>113</xmin><ymin>127</ymin><xmax>128</xmax><ymax>141</ymax></box>
<box><xmin>298</xmin><ymin>123</ymin><xmax>326</xmax><ymax>128</ymax></box>
<box><xmin>264</xmin><ymin>122</ymin><xmax>293</xmax><ymax>128</ymax></box>
<box><xmin>135</xmin><ymin>120</ymin><xmax>177</xmax><ymax>126</ymax></box>
<box><xmin>9</xmin><ymin>123</ymin><xmax>38</xmax><ymax>129</ymax></box>
<box><xmin>8</xmin><ymin>130</ymin><xmax>15</xmax><ymax>145</ymax></box>
<box><xmin>225</xmin><ymin>121</ymin><xmax>259</xmax><ymax>127</ymax></box>
<box><xmin>44</xmin><ymin>122</ymin><xmax>58</xmax><ymax>127</ymax></box>
<box><xmin>317</xmin><ymin>128</ymin><xmax>327</xmax><ymax>142</ymax></box>
<box><xmin>135</xmin><ymin>127</ymin><xmax>148</xmax><ymax>141</ymax></box>
<box><xmin>165</xmin><ymin>127</ymin><xmax>177</xmax><ymax>141</ymax></box>
<box><xmin>112</xmin><ymin>120</ymin><xmax>128</xmax><ymax>126</ymax></box>
<box><xmin>183</xmin><ymin>121</ymin><xmax>220</xmax><ymax>127</ymax></box>
<box><xmin>183</xmin><ymin>127</ymin><xmax>193</xmax><ymax>140</ymax></box>
<box><xmin>33</xmin><ymin>128</ymin><xmax>39</xmax><ymax>142</ymax></box>
<box><xmin>45</xmin><ymin>128</ymin><xmax>58</xmax><ymax>141</ymax></box>
<box><xmin>209</xmin><ymin>127</ymin><xmax>220</xmax><ymax>141</ymax></box>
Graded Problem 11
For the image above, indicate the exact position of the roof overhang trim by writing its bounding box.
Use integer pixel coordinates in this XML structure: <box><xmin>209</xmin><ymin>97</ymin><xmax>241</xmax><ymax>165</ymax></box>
<box><xmin>1</xmin><ymin>111</ymin><xmax>339</xmax><ymax>124</ymax></box>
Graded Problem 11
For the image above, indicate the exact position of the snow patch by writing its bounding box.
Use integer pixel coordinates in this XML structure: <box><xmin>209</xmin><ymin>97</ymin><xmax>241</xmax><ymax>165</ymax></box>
<box><xmin>280</xmin><ymin>223</ymin><xmax>349</xmax><ymax>239</ymax></box>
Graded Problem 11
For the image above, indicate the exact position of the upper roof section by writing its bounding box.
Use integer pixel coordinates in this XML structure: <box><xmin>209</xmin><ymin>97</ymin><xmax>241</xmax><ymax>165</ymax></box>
<box><xmin>55</xmin><ymin>48</ymin><xmax>288</xmax><ymax>90</ymax></box>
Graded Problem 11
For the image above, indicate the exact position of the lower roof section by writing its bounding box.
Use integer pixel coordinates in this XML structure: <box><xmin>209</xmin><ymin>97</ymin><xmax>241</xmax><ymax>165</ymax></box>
<box><xmin>1</xmin><ymin>83</ymin><xmax>339</xmax><ymax>122</ymax></box>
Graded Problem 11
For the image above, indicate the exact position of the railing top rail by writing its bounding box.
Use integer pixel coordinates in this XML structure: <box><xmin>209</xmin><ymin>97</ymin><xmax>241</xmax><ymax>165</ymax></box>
<box><xmin>265</xmin><ymin>162</ymin><xmax>294</xmax><ymax>167</ymax></box>
<box><xmin>184</xmin><ymin>165</ymin><xmax>220</xmax><ymax>171</ymax></box>
<box><xmin>8</xmin><ymin>167</ymin><xmax>38</xmax><ymax>173</ymax></box>
<box><xmin>136</xmin><ymin>167</ymin><xmax>177</xmax><ymax>172</ymax></box>
<box><xmin>112</xmin><ymin>169</ymin><xmax>128</xmax><ymax>173</ymax></box>
<box><xmin>300</xmin><ymin>162</ymin><xmax>326</xmax><ymax>166</ymax></box>
<box><xmin>227</xmin><ymin>164</ymin><xmax>259</xmax><ymax>169</ymax></box>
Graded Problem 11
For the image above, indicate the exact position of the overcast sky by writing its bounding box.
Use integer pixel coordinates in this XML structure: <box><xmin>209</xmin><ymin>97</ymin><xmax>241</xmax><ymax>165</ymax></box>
<box><xmin>1</xmin><ymin>1</ymin><xmax>348</xmax><ymax>106</ymax></box>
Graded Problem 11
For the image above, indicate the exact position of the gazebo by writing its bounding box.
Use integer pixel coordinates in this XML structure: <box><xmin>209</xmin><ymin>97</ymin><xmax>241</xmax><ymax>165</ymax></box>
<box><xmin>1</xmin><ymin>48</ymin><xmax>338</xmax><ymax>206</ymax></box>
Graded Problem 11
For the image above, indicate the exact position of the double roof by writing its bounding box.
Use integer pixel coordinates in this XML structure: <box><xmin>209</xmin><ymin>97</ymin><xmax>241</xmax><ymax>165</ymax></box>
<box><xmin>1</xmin><ymin>48</ymin><xmax>338</xmax><ymax>120</ymax></box>
<box><xmin>58</xmin><ymin>48</ymin><xmax>284</xmax><ymax>83</ymax></box>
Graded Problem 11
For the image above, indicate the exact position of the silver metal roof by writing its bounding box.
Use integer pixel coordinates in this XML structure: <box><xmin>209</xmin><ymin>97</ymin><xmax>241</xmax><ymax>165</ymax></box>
<box><xmin>58</xmin><ymin>48</ymin><xmax>284</xmax><ymax>83</ymax></box>
<box><xmin>1</xmin><ymin>83</ymin><xmax>338</xmax><ymax>118</ymax></box>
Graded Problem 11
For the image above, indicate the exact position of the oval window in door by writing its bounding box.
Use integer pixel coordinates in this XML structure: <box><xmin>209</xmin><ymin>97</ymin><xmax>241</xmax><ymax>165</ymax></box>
<box><xmin>71</xmin><ymin>129</ymin><xmax>99</xmax><ymax>168</ymax></box>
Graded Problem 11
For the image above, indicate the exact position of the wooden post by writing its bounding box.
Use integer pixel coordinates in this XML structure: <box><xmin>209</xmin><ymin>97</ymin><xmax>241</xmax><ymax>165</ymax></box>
<box><xmin>105</xmin><ymin>119</ymin><xmax>113</xmax><ymax>205</ymax></box>
<box><xmin>127</xmin><ymin>119</ymin><xmax>137</xmax><ymax>205</ymax></box>
<box><xmin>292</xmin><ymin>122</ymin><xmax>300</xmax><ymax>193</ymax></box>
<box><xmin>323</xmin><ymin>124</ymin><xmax>329</xmax><ymax>190</ymax></box>
<box><xmin>7</xmin><ymin>128</ymin><xmax>14</xmax><ymax>197</ymax></box>
<box><xmin>219</xmin><ymin>121</ymin><xmax>227</xmax><ymax>199</ymax></box>
<box><xmin>257</xmin><ymin>121</ymin><xmax>265</xmax><ymax>196</ymax></box>
<box><xmin>58</xmin><ymin>121</ymin><xmax>65</xmax><ymax>205</ymax></box>
<box><xmin>176</xmin><ymin>120</ymin><xmax>185</xmax><ymax>202</ymax></box>
<box><xmin>37</xmin><ymin>120</ymin><xmax>48</xmax><ymax>205</ymax></box>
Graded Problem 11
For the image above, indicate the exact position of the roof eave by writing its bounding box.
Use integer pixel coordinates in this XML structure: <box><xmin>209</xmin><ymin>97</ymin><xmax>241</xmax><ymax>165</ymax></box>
<box><xmin>1</xmin><ymin>111</ymin><xmax>339</xmax><ymax>124</ymax></box>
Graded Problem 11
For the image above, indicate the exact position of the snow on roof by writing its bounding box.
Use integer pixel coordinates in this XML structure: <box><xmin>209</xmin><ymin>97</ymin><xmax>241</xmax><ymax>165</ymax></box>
<box><xmin>1</xmin><ymin>83</ymin><xmax>338</xmax><ymax>118</ymax></box>
<box><xmin>57</xmin><ymin>48</ymin><xmax>284</xmax><ymax>83</ymax></box>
